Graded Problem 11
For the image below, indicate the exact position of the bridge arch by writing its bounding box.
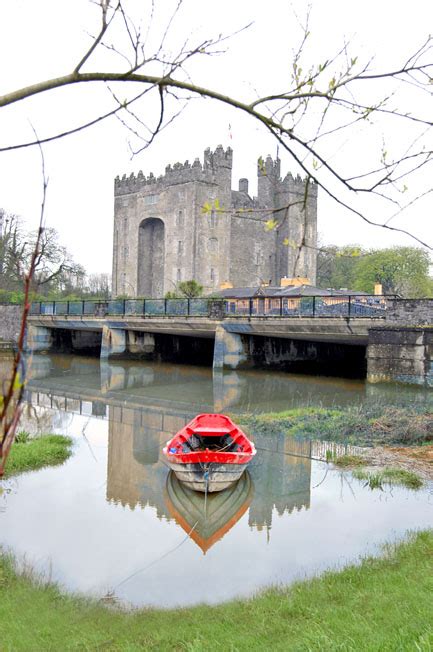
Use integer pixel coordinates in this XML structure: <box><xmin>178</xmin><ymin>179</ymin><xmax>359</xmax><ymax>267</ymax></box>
<box><xmin>137</xmin><ymin>217</ymin><xmax>165</xmax><ymax>297</ymax></box>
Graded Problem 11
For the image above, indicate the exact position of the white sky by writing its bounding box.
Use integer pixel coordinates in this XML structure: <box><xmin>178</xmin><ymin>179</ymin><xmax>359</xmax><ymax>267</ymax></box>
<box><xmin>0</xmin><ymin>0</ymin><xmax>432</xmax><ymax>274</ymax></box>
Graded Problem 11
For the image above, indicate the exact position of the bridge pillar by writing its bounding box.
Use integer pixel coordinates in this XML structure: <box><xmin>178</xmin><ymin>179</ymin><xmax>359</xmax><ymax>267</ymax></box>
<box><xmin>127</xmin><ymin>331</ymin><xmax>155</xmax><ymax>355</ymax></box>
<box><xmin>367</xmin><ymin>326</ymin><xmax>432</xmax><ymax>387</ymax></box>
<box><xmin>25</xmin><ymin>324</ymin><xmax>53</xmax><ymax>353</ymax></box>
<box><xmin>101</xmin><ymin>326</ymin><xmax>126</xmax><ymax>359</ymax></box>
<box><xmin>213</xmin><ymin>325</ymin><xmax>249</xmax><ymax>370</ymax></box>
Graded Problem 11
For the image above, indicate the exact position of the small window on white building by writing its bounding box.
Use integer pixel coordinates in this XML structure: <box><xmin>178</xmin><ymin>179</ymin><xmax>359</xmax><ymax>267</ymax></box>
<box><xmin>210</xmin><ymin>211</ymin><xmax>217</xmax><ymax>229</ymax></box>
<box><xmin>210</xmin><ymin>268</ymin><xmax>215</xmax><ymax>282</ymax></box>
<box><xmin>177</xmin><ymin>268</ymin><xmax>182</xmax><ymax>282</ymax></box>
<box><xmin>177</xmin><ymin>240</ymin><xmax>183</xmax><ymax>255</ymax></box>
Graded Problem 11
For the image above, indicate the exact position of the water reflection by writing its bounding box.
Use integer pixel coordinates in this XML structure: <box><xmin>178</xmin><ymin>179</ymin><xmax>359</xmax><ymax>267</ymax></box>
<box><xmin>1</xmin><ymin>353</ymin><xmax>429</xmax><ymax>608</ymax></box>
<box><xmin>165</xmin><ymin>471</ymin><xmax>254</xmax><ymax>553</ymax></box>
<box><xmin>105</xmin><ymin>403</ymin><xmax>312</xmax><ymax>537</ymax></box>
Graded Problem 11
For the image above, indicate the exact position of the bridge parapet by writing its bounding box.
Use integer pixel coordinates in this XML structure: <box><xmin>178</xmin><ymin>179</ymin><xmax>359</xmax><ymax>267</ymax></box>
<box><xmin>29</xmin><ymin>295</ymin><xmax>390</xmax><ymax>320</ymax></box>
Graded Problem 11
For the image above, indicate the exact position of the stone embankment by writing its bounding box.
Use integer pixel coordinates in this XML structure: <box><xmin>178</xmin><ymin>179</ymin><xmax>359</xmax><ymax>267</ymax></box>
<box><xmin>0</xmin><ymin>304</ymin><xmax>21</xmax><ymax>347</ymax></box>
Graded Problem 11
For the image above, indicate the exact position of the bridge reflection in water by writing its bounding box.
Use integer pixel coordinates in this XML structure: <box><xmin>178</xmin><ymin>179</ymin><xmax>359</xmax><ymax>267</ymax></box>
<box><xmin>24</xmin><ymin>354</ymin><xmax>368</xmax><ymax>551</ymax></box>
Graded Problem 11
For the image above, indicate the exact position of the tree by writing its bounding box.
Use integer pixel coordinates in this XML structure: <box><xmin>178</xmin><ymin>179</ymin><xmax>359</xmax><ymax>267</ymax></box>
<box><xmin>353</xmin><ymin>247</ymin><xmax>432</xmax><ymax>297</ymax></box>
<box><xmin>165</xmin><ymin>279</ymin><xmax>203</xmax><ymax>299</ymax></box>
<box><xmin>86</xmin><ymin>273</ymin><xmax>111</xmax><ymax>299</ymax></box>
<box><xmin>0</xmin><ymin>210</ymin><xmax>85</xmax><ymax>296</ymax></box>
<box><xmin>317</xmin><ymin>245</ymin><xmax>364</xmax><ymax>290</ymax></box>
<box><xmin>318</xmin><ymin>244</ymin><xmax>432</xmax><ymax>296</ymax></box>
<box><xmin>0</xmin><ymin>1</ymin><xmax>432</xmax><ymax>253</ymax></box>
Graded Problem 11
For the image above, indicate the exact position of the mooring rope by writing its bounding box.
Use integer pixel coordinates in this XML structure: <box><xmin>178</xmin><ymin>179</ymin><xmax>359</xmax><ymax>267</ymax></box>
<box><xmin>113</xmin><ymin>519</ymin><xmax>199</xmax><ymax>591</ymax></box>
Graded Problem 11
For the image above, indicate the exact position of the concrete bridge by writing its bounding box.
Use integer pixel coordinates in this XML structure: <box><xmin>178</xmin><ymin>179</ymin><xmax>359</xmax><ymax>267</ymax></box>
<box><xmin>26</xmin><ymin>297</ymin><xmax>433</xmax><ymax>386</ymax></box>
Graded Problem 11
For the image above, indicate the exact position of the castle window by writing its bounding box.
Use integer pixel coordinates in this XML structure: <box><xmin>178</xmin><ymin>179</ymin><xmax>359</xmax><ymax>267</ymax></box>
<box><xmin>177</xmin><ymin>240</ymin><xmax>183</xmax><ymax>255</ymax></box>
<box><xmin>210</xmin><ymin>268</ymin><xmax>215</xmax><ymax>281</ymax></box>
<box><xmin>208</xmin><ymin>237</ymin><xmax>218</xmax><ymax>253</ymax></box>
<box><xmin>123</xmin><ymin>218</ymin><xmax>128</xmax><ymax>232</ymax></box>
<box><xmin>143</xmin><ymin>194</ymin><xmax>158</xmax><ymax>205</ymax></box>
<box><xmin>177</xmin><ymin>268</ymin><xmax>181</xmax><ymax>282</ymax></box>
<box><xmin>176</xmin><ymin>210</ymin><xmax>184</xmax><ymax>228</ymax></box>
<box><xmin>123</xmin><ymin>245</ymin><xmax>129</xmax><ymax>260</ymax></box>
<box><xmin>210</xmin><ymin>211</ymin><xmax>217</xmax><ymax>229</ymax></box>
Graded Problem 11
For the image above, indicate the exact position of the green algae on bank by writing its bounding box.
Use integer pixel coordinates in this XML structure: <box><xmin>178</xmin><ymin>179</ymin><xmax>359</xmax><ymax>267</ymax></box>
<box><xmin>1</xmin><ymin>433</ymin><xmax>73</xmax><ymax>478</ymax></box>
<box><xmin>239</xmin><ymin>404</ymin><xmax>433</xmax><ymax>447</ymax></box>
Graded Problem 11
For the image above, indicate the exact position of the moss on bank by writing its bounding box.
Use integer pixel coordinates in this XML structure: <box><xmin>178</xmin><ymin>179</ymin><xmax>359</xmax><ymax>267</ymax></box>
<box><xmin>2</xmin><ymin>433</ymin><xmax>73</xmax><ymax>478</ymax></box>
<box><xmin>0</xmin><ymin>530</ymin><xmax>432</xmax><ymax>650</ymax></box>
<box><xmin>240</xmin><ymin>405</ymin><xmax>433</xmax><ymax>447</ymax></box>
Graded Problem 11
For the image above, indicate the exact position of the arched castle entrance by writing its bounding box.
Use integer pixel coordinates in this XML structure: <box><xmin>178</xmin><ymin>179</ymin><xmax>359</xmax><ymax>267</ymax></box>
<box><xmin>137</xmin><ymin>218</ymin><xmax>165</xmax><ymax>297</ymax></box>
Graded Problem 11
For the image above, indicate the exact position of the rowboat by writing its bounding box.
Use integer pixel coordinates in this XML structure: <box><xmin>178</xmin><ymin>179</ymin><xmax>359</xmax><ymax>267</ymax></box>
<box><xmin>164</xmin><ymin>470</ymin><xmax>253</xmax><ymax>553</ymax></box>
<box><xmin>162</xmin><ymin>413</ymin><xmax>256</xmax><ymax>492</ymax></box>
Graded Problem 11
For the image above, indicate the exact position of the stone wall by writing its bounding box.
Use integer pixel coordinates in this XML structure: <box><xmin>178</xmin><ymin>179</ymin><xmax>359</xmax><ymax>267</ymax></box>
<box><xmin>113</xmin><ymin>146</ymin><xmax>317</xmax><ymax>297</ymax></box>
<box><xmin>367</xmin><ymin>326</ymin><xmax>432</xmax><ymax>387</ymax></box>
<box><xmin>385</xmin><ymin>298</ymin><xmax>433</xmax><ymax>326</ymax></box>
<box><xmin>0</xmin><ymin>304</ymin><xmax>22</xmax><ymax>342</ymax></box>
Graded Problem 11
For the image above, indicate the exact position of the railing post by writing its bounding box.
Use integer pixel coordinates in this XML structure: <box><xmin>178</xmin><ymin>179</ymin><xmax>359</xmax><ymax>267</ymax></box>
<box><xmin>122</xmin><ymin>299</ymin><xmax>126</xmax><ymax>316</ymax></box>
<box><xmin>280</xmin><ymin>297</ymin><xmax>283</xmax><ymax>317</ymax></box>
<box><xmin>187</xmin><ymin>298</ymin><xmax>190</xmax><ymax>316</ymax></box>
<box><xmin>66</xmin><ymin>301</ymin><xmax>69</xmax><ymax>315</ymax></box>
<box><xmin>249</xmin><ymin>298</ymin><xmax>253</xmax><ymax>317</ymax></box>
<box><xmin>348</xmin><ymin>296</ymin><xmax>352</xmax><ymax>319</ymax></box>
<box><xmin>82</xmin><ymin>300</ymin><xmax>85</xmax><ymax>315</ymax></box>
<box><xmin>313</xmin><ymin>296</ymin><xmax>316</xmax><ymax>317</ymax></box>
<box><xmin>143</xmin><ymin>299</ymin><xmax>146</xmax><ymax>316</ymax></box>
<box><xmin>164</xmin><ymin>298</ymin><xmax>167</xmax><ymax>315</ymax></box>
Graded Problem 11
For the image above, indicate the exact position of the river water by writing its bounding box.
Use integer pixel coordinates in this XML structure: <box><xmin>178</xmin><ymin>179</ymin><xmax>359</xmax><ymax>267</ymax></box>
<box><xmin>0</xmin><ymin>354</ymin><xmax>432</xmax><ymax>608</ymax></box>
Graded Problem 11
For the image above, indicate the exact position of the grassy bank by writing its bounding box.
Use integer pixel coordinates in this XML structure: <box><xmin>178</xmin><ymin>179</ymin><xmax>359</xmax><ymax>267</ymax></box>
<box><xmin>1</xmin><ymin>433</ymin><xmax>73</xmax><ymax>478</ymax></box>
<box><xmin>240</xmin><ymin>404</ymin><xmax>433</xmax><ymax>447</ymax></box>
<box><xmin>0</xmin><ymin>530</ymin><xmax>431</xmax><ymax>650</ymax></box>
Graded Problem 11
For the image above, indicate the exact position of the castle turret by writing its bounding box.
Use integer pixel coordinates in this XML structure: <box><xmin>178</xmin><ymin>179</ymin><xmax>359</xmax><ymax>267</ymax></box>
<box><xmin>257</xmin><ymin>155</ymin><xmax>281</xmax><ymax>207</ymax></box>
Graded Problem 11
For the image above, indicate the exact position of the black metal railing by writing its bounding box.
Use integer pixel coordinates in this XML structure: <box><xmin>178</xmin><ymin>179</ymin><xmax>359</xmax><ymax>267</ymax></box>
<box><xmin>224</xmin><ymin>295</ymin><xmax>390</xmax><ymax>318</ymax></box>
<box><xmin>29</xmin><ymin>297</ymin><xmax>214</xmax><ymax>318</ymax></box>
<box><xmin>29</xmin><ymin>295</ymin><xmax>391</xmax><ymax>319</ymax></box>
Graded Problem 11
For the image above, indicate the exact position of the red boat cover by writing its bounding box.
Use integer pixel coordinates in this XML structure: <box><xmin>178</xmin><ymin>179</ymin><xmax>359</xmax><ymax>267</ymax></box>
<box><xmin>163</xmin><ymin>413</ymin><xmax>256</xmax><ymax>465</ymax></box>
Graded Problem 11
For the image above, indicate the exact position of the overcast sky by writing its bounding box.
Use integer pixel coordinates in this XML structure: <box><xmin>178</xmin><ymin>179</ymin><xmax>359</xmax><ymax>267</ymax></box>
<box><xmin>0</xmin><ymin>0</ymin><xmax>432</xmax><ymax>274</ymax></box>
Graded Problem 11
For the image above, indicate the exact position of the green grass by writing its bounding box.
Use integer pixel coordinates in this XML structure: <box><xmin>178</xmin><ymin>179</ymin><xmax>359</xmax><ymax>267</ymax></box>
<box><xmin>240</xmin><ymin>405</ymin><xmax>433</xmax><ymax>447</ymax></box>
<box><xmin>353</xmin><ymin>467</ymin><xmax>424</xmax><ymax>490</ymax></box>
<box><xmin>0</xmin><ymin>530</ymin><xmax>432</xmax><ymax>650</ymax></box>
<box><xmin>330</xmin><ymin>453</ymin><xmax>366</xmax><ymax>467</ymax></box>
<box><xmin>2</xmin><ymin>433</ymin><xmax>73</xmax><ymax>478</ymax></box>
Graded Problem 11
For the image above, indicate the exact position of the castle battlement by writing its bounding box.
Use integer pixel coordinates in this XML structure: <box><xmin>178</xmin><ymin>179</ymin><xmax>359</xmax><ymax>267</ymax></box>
<box><xmin>112</xmin><ymin>146</ymin><xmax>317</xmax><ymax>298</ymax></box>
<box><xmin>114</xmin><ymin>145</ymin><xmax>233</xmax><ymax>196</ymax></box>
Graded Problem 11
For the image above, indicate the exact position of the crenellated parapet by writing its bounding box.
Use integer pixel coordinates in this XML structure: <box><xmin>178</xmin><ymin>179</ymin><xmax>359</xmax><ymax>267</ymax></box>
<box><xmin>256</xmin><ymin>155</ymin><xmax>317</xmax><ymax>190</ymax></box>
<box><xmin>280</xmin><ymin>171</ymin><xmax>318</xmax><ymax>196</ymax></box>
<box><xmin>114</xmin><ymin>145</ymin><xmax>233</xmax><ymax>196</ymax></box>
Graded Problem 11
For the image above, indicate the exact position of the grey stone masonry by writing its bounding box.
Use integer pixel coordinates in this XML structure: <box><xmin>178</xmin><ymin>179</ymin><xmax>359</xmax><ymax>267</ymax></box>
<box><xmin>0</xmin><ymin>304</ymin><xmax>22</xmax><ymax>343</ymax></box>
<box><xmin>113</xmin><ymin>146</ymin><xmax>317</xmax><ymax>298</ymax></box>
<box><xmin>367</xmin><ymin>326</ymin><xmax>432</xmax><ymax>387</ymax></box>
<box><xmin>385</xmin><ymin>298</ymin><xmax>433</xmax><ymax>326</ymax></box>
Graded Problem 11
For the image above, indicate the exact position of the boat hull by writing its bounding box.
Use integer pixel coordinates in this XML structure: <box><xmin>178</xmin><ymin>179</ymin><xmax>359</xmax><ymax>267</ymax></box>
<box><xmin>166</xmin><ymin>461</ymin><xmax>250</xmax><ymax>492</ymax></box>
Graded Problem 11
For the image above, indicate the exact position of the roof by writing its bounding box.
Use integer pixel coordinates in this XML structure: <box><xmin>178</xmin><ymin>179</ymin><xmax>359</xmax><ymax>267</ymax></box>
<box><xmin>210</xmin><ymin>285</ymin><xmax>369</xmax><ymax>299</ymax></box>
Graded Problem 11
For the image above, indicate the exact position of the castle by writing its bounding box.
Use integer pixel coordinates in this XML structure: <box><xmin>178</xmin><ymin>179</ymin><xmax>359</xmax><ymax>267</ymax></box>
<box><xmin>112</xmin><ymin>146</ymin><xmax>317</xmax><ymax>297</ymax></box>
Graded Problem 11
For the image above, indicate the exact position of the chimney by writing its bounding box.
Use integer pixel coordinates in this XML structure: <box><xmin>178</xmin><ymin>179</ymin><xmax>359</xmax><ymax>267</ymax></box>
<box><xmin>239</xmin><ymin>178</ymin><xmax>249</xmax><ymax>194</ymax></box>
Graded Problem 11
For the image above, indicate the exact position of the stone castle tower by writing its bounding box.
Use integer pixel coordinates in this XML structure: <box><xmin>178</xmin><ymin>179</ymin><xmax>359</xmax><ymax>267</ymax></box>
<box><xmin>112</xmin><ymin>146</ymin><xmax>317</xmax><ymax>297</ymax></box>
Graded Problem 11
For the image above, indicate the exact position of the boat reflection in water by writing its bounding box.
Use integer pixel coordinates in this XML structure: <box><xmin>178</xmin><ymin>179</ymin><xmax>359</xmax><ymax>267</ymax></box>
<box><xmin>164</xmin><ymin>470</ymin><xmax>254</xmax><ymax>553</ymax></box>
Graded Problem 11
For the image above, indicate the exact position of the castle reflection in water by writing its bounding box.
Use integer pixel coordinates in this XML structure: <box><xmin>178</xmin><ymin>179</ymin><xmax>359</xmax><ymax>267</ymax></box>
<box><xmin>25</xmin><ymin>353</ymin><xmax>367</xmax><ymax>549</ymax></box>
<box><xmin>106</xmin><ymin>404</ymin><xmax>312</xmax><ymax>537</ymax></box>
